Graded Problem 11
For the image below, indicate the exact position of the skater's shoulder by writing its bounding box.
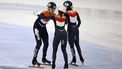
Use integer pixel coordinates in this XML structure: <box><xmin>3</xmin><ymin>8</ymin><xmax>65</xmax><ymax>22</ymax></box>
<box><xmin>42</xmin><ymin>10</ymin><xmax>48</xmax><ymax>13</ymax></box>
<box><xmin>54</xmin><ymin>14</ymin><xmax>67</xmax><ymax>22</ymax></box>
<box><xmin>42</xmin><ymin>10</ymin><xmax>50</xmax><ymax>16</ymax></box>
<box><xmin>66</xmin><ymin>10</ymin><xmax>78</xmax><ymax>17</ymax></box>
<box><xmin>67</xmin><ymin>10</ymin><xmax>77</xmax><ymax>13</ymax></box>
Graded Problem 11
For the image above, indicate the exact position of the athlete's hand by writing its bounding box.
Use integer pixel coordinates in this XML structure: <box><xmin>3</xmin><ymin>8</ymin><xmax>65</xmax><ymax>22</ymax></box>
<box><xmin>50</xmin><ymin>12</ymin><xmax>56</xmax><ymax>16</ymax></box>
<box><xmin>33</xmin><ymin>10</ymin><xmax>41</xmax><ymax>16</ymax></box>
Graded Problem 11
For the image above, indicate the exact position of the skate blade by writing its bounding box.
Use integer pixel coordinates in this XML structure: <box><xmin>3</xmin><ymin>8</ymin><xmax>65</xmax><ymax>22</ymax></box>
<box><xmin>69</xmin><ymin>63</ymin><xmax>79</xmax><ymax>66</ymax></box>
<box><xmin>29</xmin><ymin>65</ymin><xmax>44</xmax><ymax>68</ymax></box>
<box><xmin>41</xmin><ymin>63</ymin><xmax>52</xmax><ymax>66</ymax></box>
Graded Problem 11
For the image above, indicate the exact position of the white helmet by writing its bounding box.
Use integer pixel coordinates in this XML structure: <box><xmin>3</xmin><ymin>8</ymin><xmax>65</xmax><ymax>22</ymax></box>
<box><xmin>58</xmin><ymin>6</ymin><xmax>66</xmax><ymax>13</ymax></box>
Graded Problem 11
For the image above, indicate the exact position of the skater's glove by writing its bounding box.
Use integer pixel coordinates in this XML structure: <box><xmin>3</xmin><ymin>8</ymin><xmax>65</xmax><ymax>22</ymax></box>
<box><xmin>33</xmin><ymin>10</ymin><xmax>41</xmax><ymax>16</ymax></box>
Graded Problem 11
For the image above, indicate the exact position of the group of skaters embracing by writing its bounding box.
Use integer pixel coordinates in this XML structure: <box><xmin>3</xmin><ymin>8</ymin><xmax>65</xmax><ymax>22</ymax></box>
<box><xmin>32</xmin><ymin>0</ymin><xmax>84</xmax><ymax>69</ymax></box>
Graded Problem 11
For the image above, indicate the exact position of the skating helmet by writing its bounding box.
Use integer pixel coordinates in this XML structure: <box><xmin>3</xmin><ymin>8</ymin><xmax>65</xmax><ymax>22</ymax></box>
<box><xmin>63</xmin><ymin>0</ymin><xmax>73</xmax><ymax>7</ymax></box>
<box><xmin>58</xmin><ymin>6</ymin><xmax>66</xmax><ymax>13</ymax></box>
<box><xmin>47</xmin><ymin>2</ymin><xmax>56</xmax><ymax>9</ymax></box>
<box><xmin>58</xmin><ymin>6</ymin><xmax>66</xmax><ymax>16</ymax></box>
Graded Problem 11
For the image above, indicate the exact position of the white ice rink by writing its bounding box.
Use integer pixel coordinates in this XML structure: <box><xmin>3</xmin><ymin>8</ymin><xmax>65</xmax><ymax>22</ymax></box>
<box><xmin>0</xmin><ymin>0</ymin><xmax>122</xmax><ymax>69</ymax></box>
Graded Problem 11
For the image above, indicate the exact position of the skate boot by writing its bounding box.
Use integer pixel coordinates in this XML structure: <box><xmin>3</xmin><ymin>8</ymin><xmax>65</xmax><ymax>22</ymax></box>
<box><xmin>52</xmin><ymin>63</ymin><xmax>55</xmax><ymax>69</ymax></box>
<box><xmin>64</xmin><ymin>63</ymin><xmax>68</xmax><ymax>69</ymax></box>
<box><xmin>80</xmin><ymin>57</ymin><xmax>84</xmax><ymax>64</ymax></box>
<box><xmin>69</xmin><ymin>57</ymin><xmax>78</xmax><ymax>66</ymax></box>
<box><xmin>70</xmin><ymin>57</ymin><xmax>76</xmax><ymax>64</ymax></box>
<box><xmin>32</xmin><ymin>58</ymin><xmax>41</xmax><ymax>66</ymax></box>
<box><xmin>42</xmin><ymin>58</ymin><xmax>51</xmax><ymax>64</ymax></box>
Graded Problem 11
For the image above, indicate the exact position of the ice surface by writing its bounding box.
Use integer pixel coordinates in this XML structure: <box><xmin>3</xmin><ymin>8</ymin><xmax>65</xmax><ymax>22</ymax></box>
<box><xmin>0</xmin><ymin>23</ymin><xmax>122</xmax><ymax>69</ymax></box>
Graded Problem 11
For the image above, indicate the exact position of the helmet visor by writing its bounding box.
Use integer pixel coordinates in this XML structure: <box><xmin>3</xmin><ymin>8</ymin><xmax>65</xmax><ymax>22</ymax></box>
<box><xmin>52</xmin><ymin>8</ymin><xmax>56</xmax><ymax>12</ymax></box>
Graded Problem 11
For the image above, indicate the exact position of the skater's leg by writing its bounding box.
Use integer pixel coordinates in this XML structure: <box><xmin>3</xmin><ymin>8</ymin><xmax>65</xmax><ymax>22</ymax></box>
<box><xmin>61</xmin><ymin>31</ymin><xmax>68</xmax><ymax>63</ymax></box>
<box><xmin>61</xmin><ymin>34</ymin><xmax>68</xmax><ymax>69</ymax></box>
<box><xmin>33</xmin><ymin>40</ymin><xmax>42</xmax><ymax>58</ymax></box>
<box><xmin>68</xmin><ymin>32</ymin><xmax>76</xmax><ymax>63</ymax></box>
<box><xmin>52</xmin><ymin>33</ymin><xmax>60</xmax><ymax>69</ymax></box>
<box><xmin>32</xmin><ymin>28</ymin><xmax>42</xmax><ymax>65</ymax></box>
<box><xmin>41</xmin><ymin>29</ymin><xmax>50</xmax><ymax>63</ymax></box>
<box><xmin>74</xmin><ymin>31</ymin><xmax>84</xmax><ymax>63</ymax></box>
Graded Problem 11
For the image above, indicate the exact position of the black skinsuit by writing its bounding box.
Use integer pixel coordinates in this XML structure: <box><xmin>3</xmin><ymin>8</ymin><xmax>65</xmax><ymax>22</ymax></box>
<box><xmin>65</xmin><ymin>10</ymin><xmax>84</xmax><ymax>63</ymax></box>
<box><xmin>52</xmin><ymin>15</ymin><xmax>68</xmax><ymax>68</ymax></box>
<box><xmin>32</xmin><ymin>10</ymin><xmax>53</xmax><ymax>65</ymax></box>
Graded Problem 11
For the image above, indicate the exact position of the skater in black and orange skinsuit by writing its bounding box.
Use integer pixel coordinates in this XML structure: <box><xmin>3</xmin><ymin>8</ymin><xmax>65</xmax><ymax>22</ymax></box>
<box><xmin>52</xmin><ymin>8</ymin><xmax>68</xmax><ymax>69</ymax></box>
<box><xmin>63</xmin><ymin>0</ymin><xmax>84</xmax><ymax>65</ymax></box>
<box><xmin>32</xmin><ymin>2</ymin><xmax>56</xmax><ymax>66</ymax></box>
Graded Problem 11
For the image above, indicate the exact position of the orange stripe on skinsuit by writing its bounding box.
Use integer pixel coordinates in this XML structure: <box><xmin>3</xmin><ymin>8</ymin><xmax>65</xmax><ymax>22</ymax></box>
<box><xmin>42</xmin><ymin>10</ymin><xmax>52</xmax><ymax>16</ymax></box>
<box><xmin>67</xmin><ymin>10</ymin><xmax>77</xmax><ymax>17</ymax></box>
<box><xmin>42</xmin><ymin>10</ymin><xmax>51</xmax><ymax>22</ymax></box>
<box><xmin>55</xmin><ymin>15</ymin><xmax>66</xmax><ymax>22</ymax></box>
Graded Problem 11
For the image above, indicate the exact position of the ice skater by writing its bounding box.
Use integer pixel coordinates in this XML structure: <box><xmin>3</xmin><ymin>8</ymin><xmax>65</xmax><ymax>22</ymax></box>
<box><xmin>32</xmin><ymin>2</ymin><xmax>56</xmax><ymax>66</ymax></box>
<box><xmin>52</xmin><ymin>7</ymin><xmax>68</xmax><ymax>69</ymax></box>
<box><xmin>63</xmin><ymin>0</ymin><xmax>84</xmax><ymax>65</ymax></box>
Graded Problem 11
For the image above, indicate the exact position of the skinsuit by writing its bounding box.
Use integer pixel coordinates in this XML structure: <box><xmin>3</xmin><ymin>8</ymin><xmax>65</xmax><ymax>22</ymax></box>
<box><xmin>63</xmin><ymin>0</ymin><xmax>84</xmax><ymax>64</ymax></box>
<box><xmin>32</xmin><ymin>2</ymin><xmax>56</xmax><ymax>65</ymax></box>
<box><xmin>52</xmin><ymin>10</ymin><xmax>68</xmax><ymax>69</ymax></box>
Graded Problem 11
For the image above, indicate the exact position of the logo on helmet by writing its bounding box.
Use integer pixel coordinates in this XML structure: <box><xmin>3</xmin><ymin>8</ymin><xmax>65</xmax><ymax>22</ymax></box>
<box><xmin>47</xmin><ymin>3</ymin><xmax>51</xmax><ymax>7</ymax></box>
<box><xmin>64</xmin><ymin>3</ymin><xmax>69</xmax><ymax>7</ymax></box>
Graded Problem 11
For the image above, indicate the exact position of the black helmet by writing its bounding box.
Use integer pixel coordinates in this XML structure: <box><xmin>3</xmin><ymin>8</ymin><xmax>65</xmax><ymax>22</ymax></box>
<box><xmin>63</xmin><ymin>0</ymin><xmax>73</xmax><ymax>7</ymax></box>
<box><xmin>47</xmin><ymin>2</ymin><xmax>56</xmax><ymax>9</ymax></box>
